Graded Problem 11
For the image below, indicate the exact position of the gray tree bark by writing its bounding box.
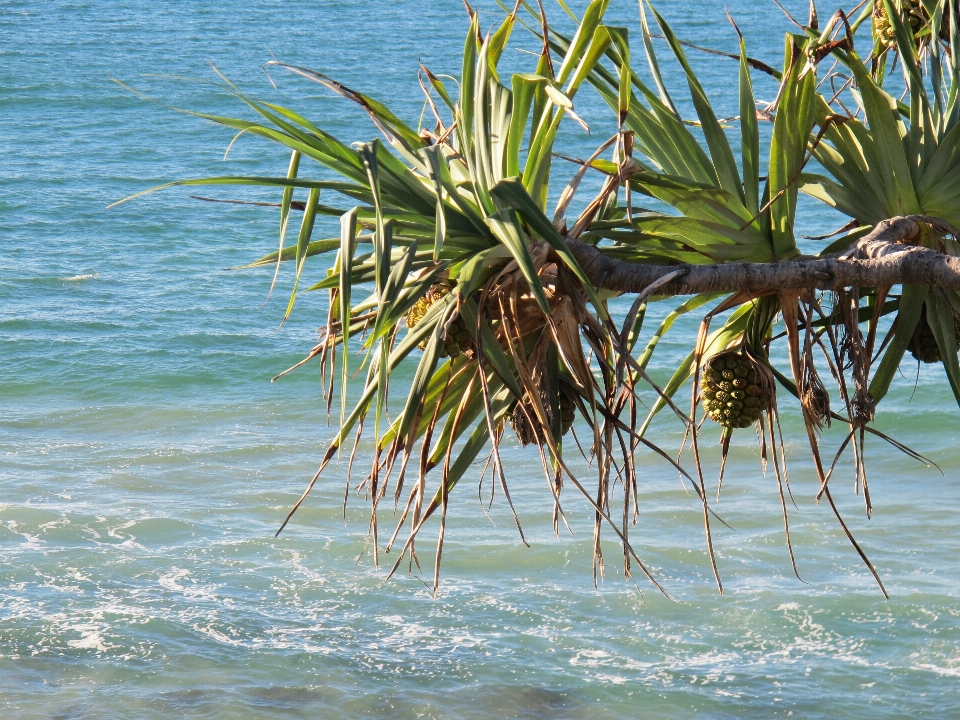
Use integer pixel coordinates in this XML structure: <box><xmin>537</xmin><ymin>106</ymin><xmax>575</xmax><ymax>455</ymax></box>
<box><xmin>567</xmin><ymin>216</ymin><xmax>960</xmax><ymax>296</ymax></box>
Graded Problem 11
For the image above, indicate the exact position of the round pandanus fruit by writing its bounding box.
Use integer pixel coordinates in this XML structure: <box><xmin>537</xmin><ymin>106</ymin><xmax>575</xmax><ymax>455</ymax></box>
<box><xmin>700</xmin><ymin>352</ymin><xmax>770</xmax><ymax>429</ymax></box>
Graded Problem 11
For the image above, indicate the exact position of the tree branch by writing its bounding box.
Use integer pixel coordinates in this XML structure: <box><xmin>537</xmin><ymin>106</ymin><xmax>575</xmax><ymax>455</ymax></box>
<box><xmin>568</xmin><ymin>217</ymin><xmax>960</xmax><ymax>296</ymax></box>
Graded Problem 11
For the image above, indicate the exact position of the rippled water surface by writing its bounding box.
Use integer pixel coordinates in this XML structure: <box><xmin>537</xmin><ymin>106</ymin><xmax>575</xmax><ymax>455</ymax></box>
<box><xmin>3</xmin><ymin>1</ymin><xmax>960</xmax><ymax>717</ymax></box>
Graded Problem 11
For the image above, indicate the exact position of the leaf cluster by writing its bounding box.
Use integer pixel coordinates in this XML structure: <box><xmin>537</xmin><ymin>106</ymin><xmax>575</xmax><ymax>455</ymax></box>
<box><xmin>118</xmin><ymin>0</ymin><xmax>960</xmax><ymax>596</ymax></box>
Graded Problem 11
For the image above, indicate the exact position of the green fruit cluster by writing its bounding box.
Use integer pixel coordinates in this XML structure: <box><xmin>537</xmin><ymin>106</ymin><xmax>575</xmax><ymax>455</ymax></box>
<box><xmin>406</xmin><ymin>294</ymin><xmax>433</xmax><ymax>329</ymax></box>
<box><xmin>443</xmin><ymin>319</ymin><xmax>472</xmax><ymax>358</ymax></box>
<box><xmin>874</xmin><ymin>0</ymin><xmax>923</xmax><ymax>47</ymax></box>
<box><xmin>405</xmin><ymin>286</ymin><xmax>472</xmax><ymax>358</ymax></box>
<box><xmin>701</xmin><ymin>354</ymin><xmax>767</xmax><ymax>429</ymax></box>
<box><xmin>910</xmin><ymin>306</ymin><xmax>960</xmax><ymax>364</ymax></box>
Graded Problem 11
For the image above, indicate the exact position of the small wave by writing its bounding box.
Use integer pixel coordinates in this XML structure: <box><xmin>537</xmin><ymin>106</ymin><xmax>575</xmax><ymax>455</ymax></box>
<box><xmin>61</xmin><ymin>273</ymin><xmax>98</xmax><ymax>281</ymax></box>
<box><xmin>914</xmin><ymin>663</ymin><xmax>960</xmax><ymax>678</ymax></box>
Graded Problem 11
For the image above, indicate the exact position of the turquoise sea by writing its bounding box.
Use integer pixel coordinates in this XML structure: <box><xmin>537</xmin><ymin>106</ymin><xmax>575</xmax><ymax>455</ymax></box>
<box><xmin>4</xmin><ymin>1</ymin><xmax>960</xmax><ymax>717</ymax></box>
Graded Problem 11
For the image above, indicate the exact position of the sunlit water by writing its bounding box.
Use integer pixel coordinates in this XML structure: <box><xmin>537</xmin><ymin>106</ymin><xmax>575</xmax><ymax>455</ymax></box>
<box><xmin>3</xmin><ymin>1</ymin><xmax>960</xmax><ymax>717</ymax></box>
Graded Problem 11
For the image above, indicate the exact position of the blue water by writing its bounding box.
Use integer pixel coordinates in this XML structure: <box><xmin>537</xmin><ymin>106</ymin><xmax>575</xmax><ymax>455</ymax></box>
<box><xmin>3</xmin><ymin>1</ymin><xmax>960</xmax><ymax>717</ymax></box>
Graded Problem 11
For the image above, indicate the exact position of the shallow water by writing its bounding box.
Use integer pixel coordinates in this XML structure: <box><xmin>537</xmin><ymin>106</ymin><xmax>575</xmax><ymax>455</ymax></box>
<box><xmin>3</xmin><ymin>1</ymin><xmax>960</xmax><ymax>717</ymax></box>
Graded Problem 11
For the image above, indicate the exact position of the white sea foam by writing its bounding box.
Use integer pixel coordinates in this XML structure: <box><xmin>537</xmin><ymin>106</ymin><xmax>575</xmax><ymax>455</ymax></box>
<box><xmin>6</xmin><ymin>522</ymin><xmax>43</xmax><ymax>550</ymax></box>
<box><xmin>61</xmin><ymin>273</ymin><xmax>98</xmax><ymax>281</ymax></box>
<box><xmin>158</xmin><ymin>568</ymin><xmax>222</xmax><ymax>603</ymax></box>
<box><xmin>193</xmin><ymin>623</ymin><xmax>239</xmax><ymax>645</ymax></box>
<box><xmin>66</xmin><ymin>625</ymin><xmax>108</xmax><ymax>652</ymax></box>
<box><xmin>914</xmin><ymin>663</ymin><xmax>960</xmax><ymax>677</ymax></box>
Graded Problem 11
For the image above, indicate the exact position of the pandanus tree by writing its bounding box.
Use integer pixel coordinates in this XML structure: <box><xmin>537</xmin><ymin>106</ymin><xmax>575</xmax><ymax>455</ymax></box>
<box><xmin>115</xmin><ymin>0</ymin><xmax>960</xmax><ymax>596</ymax></box>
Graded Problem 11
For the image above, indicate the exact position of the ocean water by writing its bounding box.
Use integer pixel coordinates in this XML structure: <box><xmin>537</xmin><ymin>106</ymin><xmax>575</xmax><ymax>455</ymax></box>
<box><xmin>3</xmin><ymin>0</ymin><xmax>960</xmax><ymax>717</ymax></box>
